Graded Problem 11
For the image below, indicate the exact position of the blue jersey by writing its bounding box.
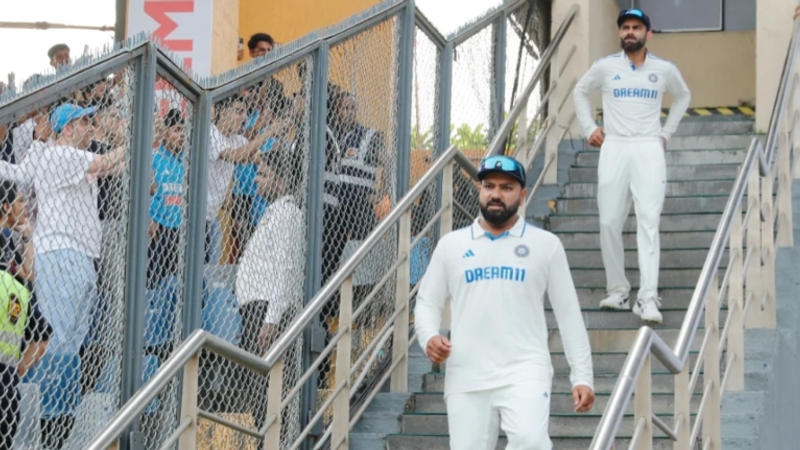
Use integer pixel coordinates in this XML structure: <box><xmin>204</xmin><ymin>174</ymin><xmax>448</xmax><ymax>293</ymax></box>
<box><xmin>149</xmin><ymin>146</ymin><xmax>185</xmax><ymax>228</ymax></box>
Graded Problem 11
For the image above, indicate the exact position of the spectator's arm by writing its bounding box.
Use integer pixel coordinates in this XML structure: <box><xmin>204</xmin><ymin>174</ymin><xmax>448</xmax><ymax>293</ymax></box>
<box><xmin>0</xmin><ymin>160</ymin><xmax>30</xmax><ymax>185</ymax></box>
<box><xmin>87</xmin><ymin>145</ymin><xmax>126</xmax><ymax>180</ymax></box>
<box><xmin>18</xmin><ymin>340</ymin><xmax>48</xmax><ymax>377</ymax></box>
<box><xmin>219</xmin><ymin>132</ymin><xmax>271</xmax><ymax>164</ymax></box>
<box><xmin>18</xmin><ymin>233</ymin><xmax>34</xmax><ymax>283</ymax></box>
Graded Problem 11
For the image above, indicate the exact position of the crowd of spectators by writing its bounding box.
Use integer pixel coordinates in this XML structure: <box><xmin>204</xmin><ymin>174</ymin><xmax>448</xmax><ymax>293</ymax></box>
<box><xmin>0</xmin><ymin>30</ymin><xmax>396</xmax><ymax>447</ymax></box>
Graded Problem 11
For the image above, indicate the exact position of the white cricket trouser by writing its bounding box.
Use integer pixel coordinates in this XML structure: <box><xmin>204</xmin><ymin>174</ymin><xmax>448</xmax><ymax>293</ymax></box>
<box><xmin>445</xmin><ymin>378</ymin><xmax>552</xmax><ymax>450</ymax></box>
<box><xmin>597</xmin><ymin>137</ymin><xmax>666</xmax><ymax>300</ymax></box>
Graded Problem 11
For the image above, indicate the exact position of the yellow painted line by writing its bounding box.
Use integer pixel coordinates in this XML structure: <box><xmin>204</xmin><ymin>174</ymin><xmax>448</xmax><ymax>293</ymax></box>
<box><xmin>738</xmin><ymin>106</ymin><xmax>755</xmax><ymax>115</ymax></box>
<box><xmin>683</xmin><ymin>112</ymin><xmax>690</xmax><ymax>117</ymax></box>
<box><xmin>717</xmin><ymin>107</ymin><xmax>734</xmax><ymax>115</ymax></box>
<box><xmin>694</xmin><ymin>108</ymin><xmax>712</xmax><ymax>116</ymax></box>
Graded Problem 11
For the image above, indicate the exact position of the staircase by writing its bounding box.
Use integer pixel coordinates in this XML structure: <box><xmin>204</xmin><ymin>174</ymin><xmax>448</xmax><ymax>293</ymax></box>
<box><xmin>350</xmin><ymin>114</ymin><xmax>758</xmax><ymax>449</ymax></box>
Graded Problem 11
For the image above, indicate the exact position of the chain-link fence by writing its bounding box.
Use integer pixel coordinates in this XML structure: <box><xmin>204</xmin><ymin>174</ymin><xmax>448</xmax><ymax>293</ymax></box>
<box><xmin>0</xmin><ymin>0</ymin><xmax>553</xmax><ymax>448</ymax></box>
<box><xmin>0</xmin><ymin>61</ymin><xmax>137</xmax><ymax>449</ymax></box>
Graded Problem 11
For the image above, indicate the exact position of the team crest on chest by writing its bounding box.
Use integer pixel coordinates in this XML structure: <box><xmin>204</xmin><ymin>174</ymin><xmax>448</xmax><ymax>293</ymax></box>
<box><xmin>514</xmin><ymin>244</ymin><xmax>529</xmax><ymax>257</ymax></box>
<box><xmin>8</xmin><ymin>294</ymin><xmax>20</xmax><ymax>325</ymax></box>
<box><xmin>648</xmin><ymin>73</ymin><xmax>658</xmax><ymax>83</ymax></box>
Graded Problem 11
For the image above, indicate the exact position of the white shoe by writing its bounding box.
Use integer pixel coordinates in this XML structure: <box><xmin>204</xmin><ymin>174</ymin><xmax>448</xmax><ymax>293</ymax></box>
<box><xmin>633</xmin><ymin>297</ymin><xmax>663</xmax><ymax>324</ymax></box>
<box><xmin>599</xmin><ymin>292</ymin><xmax>630</xmax><ymax>310</ymax></box>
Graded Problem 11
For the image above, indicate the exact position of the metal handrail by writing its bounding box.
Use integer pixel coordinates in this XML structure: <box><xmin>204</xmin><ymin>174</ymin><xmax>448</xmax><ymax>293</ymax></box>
<box><xmin>589</xmin><ymin>13</ymin><xmax>800</xmax><ymax>450</ymax></box>
<box><xmin>484</xmin><ymin>4</ymin><xmax>578</xmax><ymax>159</ymax></box>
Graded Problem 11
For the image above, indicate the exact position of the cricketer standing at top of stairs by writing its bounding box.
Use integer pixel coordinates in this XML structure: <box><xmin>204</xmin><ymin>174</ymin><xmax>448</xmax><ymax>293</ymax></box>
<box><xmin>573</xmin><ymin>7</ymin><xmax>691</xmax><ymax>324</ymax></box>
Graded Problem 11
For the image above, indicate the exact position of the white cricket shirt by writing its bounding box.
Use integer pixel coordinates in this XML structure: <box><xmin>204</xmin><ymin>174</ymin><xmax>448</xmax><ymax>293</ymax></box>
<box><xmin>574</xmin><ymin>50</ymin><xmax>691</xmax><ymax>140</ymax></box>
<box><xmin>414</xmin><ymin>216</ymin><xmax>593</xmax><ymax>396</ymax></box>
<box><xmin>207</xmin><ymin>124</ymin><xmax>247</xmax><ymax>221</ymax></box>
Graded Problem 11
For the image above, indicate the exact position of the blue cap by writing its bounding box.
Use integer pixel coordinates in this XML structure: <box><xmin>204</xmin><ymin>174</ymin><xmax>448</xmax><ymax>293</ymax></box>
<box><xmin>618</xmin><ymin>8</ymin><xmax>651</xmax><ymax>30</ymax></box>
<box><xmin>50</xmin><ymin>103</ymin><xmax>98</xmax><ymax>133</ymax></box>
<box><xmin>477</xmin><ymin>155</ymin><xmax>526</xmax><ymax>186</ymax></box>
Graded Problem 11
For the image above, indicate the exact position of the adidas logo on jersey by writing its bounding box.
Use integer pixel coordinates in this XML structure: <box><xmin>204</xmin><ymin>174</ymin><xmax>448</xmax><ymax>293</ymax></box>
<box><xmin>462</xmin><ymin>249</ymin><xmax>475</xmax><ymax>258</ymax></box>
<box><xmin>612</xmin><ymin>74</ymin><xmax>621</xmax><ymax>81</ymax></box>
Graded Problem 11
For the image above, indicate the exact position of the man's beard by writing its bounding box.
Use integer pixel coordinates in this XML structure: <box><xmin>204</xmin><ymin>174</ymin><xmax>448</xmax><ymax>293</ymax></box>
<box><xmin>620</xmin><ymin>35</ymin><xmax>645</xmax><ymax>53</ymax></box>
<box><xmin>480</xmin><ymin>199</ymin><xmax>520</xmax><ymax>226</ymax></box>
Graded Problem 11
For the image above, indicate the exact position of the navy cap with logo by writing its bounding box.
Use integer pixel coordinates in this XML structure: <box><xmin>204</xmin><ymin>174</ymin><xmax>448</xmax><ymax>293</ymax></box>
<box><xmin>617</xmin><ymin>8</ymin><xmax>651</xmax><ymax>30</ymax></box>
<box><xmin>477</xmin><ymin>155</ymin><xmax>526</xmax><ymax>186</ymax></box>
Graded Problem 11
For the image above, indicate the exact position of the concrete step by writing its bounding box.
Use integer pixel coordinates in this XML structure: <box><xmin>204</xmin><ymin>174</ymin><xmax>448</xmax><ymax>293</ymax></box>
<box><xmin>569</xmin><ymin>164</ymin><xmax>741</xmax><ymax>182</ymax></box>
<box><xmin>671</xmin><ymin>118</ymin><xmax>753</xmax><ymax>136</ymax></box>
<box><xmin>557</xmin><ymin>230</ymin><xmax>716</xmax><ymax>249</ymax></box>
<box><xmin>556</xmin><ymin>195</ymin><xmax>731</xmax><ymax>214</ymax></box>
<box><xmin>551</xmin><ymin>212</ymin><xmax>725</xmax><ymax>232</ymax></box>
<box><xmin>665</xmin><ymin>133</ymin><xmax>755</xmax><ymax>150</ymax></box>
<box><xmin>574</xmin><ymin>287</ymin><xmax>696</xmax><ymax>309</ymax></box>
<box><xmin>548</xmin><ymin>328</ymin><xmax>707</xmax><ymax>353</ymax></box>
<box><xmin>566</xmin><ymin>248</ymin><xmax>724</xmax><ymax>269</ymax></box>
<box><xmin>406</xmin><ymin>391</ymin><xmax>700</xmax><ymax>415</ymax></box>
<box><xmin>576</xmin><ymin>148</ymin><xmax>746</xmax><ymax>166</ymax></box>
<box><xmin>546</xmin><ymin>307</ymin><xmax>706</xmax><ymax>329</ymax></box>
<box><xmin>421</xmin><ymin>371</ymin><xmax>704</xmax><ymax>394</ymax></box>
<box><xmin>386</xmin><ymin>432</ymin><xmax>676</xmax><ymax>449</ymax></box>
<box><xmin>563</xmin><ymin>179</ymin><xmax>735</xmax><ymax>198</ymax></box>
<box><xmin>570</xmin><ymin>267</ymin><xmax>701</xmax><ymax>288</ymax></box>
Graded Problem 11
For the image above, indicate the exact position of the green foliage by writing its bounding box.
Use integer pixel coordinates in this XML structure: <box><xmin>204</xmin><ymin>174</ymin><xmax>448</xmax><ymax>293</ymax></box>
<box><xmin>450</xmin><ymin>123</ymin><xmax>488</xmax><ymax>150</ymax></box>
<box><xmin>411</xmin><ymin>125</ymin><xmax>435</xmax><ymax>151</ymax></box>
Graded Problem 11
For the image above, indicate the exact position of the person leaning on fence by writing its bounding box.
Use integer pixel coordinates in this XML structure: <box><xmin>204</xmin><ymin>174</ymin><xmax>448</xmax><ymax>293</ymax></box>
<box><xmin>0</xmin><ymin>180</ymin><xmax>52</xmax><ymax>450</ymax></box>
<box><xmin>207</xmin><ymin>94</ymin><xmax>271</xmax><ymax>264</ymax></box>
<box><xmin>233</xmin><ymin>148</ymin><xmax>305</xmax><ymax>446</ymax></box>
<box><xmin>0</xmin><ymin>103</ymin><xmax>126</xmax><ymax>446</ymax></box>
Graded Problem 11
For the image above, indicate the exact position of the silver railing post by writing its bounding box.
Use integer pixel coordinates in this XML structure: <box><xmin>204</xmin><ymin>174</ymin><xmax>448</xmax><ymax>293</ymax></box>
<box><xmin>727</xmin><ymin>199</ymin><xmax>745</xmax><ymax>391</ymax></box>
<box><xmin>332</xmin><ymin>276</ymin><xmax>353</xmax><ymax>449</ymax></box>
<box><xmin>633</xmin><ymin>353</ymin><xmax>652</xmax><ymax>450</ymax></box>
<box><xmin>674</xmin><ymin>362</ymin><xmax>691</xmax><ymax>450</ymax></box>
<box><xmin>745</xmin><ymin>163</ymin><xmax>765</xmax><ymax>328</ymax></box>
<box><xmin>703</xmin><ymin>275</ymin><xmax>721</xmax><ymax>449</ymax></box>
<box><xmin>776</xmin><ymin>131</ymin><xmax>794</xmax><ymax>246</ymax></box>
<box><xmin>440</xmin><ymin>161</ymin><xmax>454</xmax><ymax>330</ymax></box>
<box><xmin>391</xmin><ymin>210</ymin><xmax>412</xmax><ymax>391</ymax></box>
<box><xmin>264</xmin><ymin>357</ymin><xmax>284</xmax><ymax>450</ymax></box>
<box><xmin>178</xmin><ymin>354</ymin><xmax>199</xmax><ymax>450</ymax></box>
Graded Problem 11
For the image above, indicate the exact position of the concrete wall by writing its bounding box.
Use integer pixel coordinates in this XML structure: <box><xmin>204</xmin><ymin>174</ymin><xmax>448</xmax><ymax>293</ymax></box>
<box><xmin>238</xmin><ymin>0</ymin><xmax>379</xmax><ymax>64</ymax></box>
<box><xmin>647</xmin><ymin>31</ymin><xmax>755</xmax><ymax>107</ymax></box>
<box><xmin>756</xmin><ymin>0</ymin><xmax>797</xmax><ymax>131</ymax></box>
<box><xmin>211</xmin><ymin>0</ymin><xmax>239</xmax><ymax>75</ymax></box>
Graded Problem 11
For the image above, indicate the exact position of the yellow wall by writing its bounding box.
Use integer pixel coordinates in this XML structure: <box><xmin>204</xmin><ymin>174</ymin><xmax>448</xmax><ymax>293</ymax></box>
<box><xmin>239</xmin><ymin>0</ymin><xmax>380</xmax><ymax>63</ymax></box>
<box><xmin>212</xmin><ymin>0</ymin><xmax>239</xmax><ymax>75</ymax></box>
<box><xmin>647</xmin><ymin>31</ymin><xmax>755</xmax><ymax>108</ymax></box>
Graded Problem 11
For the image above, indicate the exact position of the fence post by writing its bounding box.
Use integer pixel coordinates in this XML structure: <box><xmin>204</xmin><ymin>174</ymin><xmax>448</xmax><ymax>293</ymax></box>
<box><xmin>391</xmin><ymin>210</ymin><xmax>412</xmax><ymax>391</ymax></box>
<box><xmin>489</xmin><ymin>13</ymin><xmax>506</xmax><ymax>142</ymax></box>
<box><xmin>301</xmin><ymin>42</ymin><xmax>330</xmax><ymax>446</ymax></box>
<box><xmin>703</xmin><ymin>275</ymin><xmax>721</xmax><ymax>449</ymax></box>
<box><xmin>120</xmin><ymin>43</ymin><xmax>157</xmax><ymax>446</ymax></box>
<box><xmin>439</xmin><ymin>162</ymin><xmax>454</xmax><ymax>331</ymax></box>
<box><xmin>745</xmin><ymin>164</ymin><xmax>765</xmax><ymax>328</ymax></box>
<box><xmin>727</xmin><ymin>200</ymin><xmax>745</xmax><ymax>391</ymax></box>
<box><xmin>633</xmin><ymin>353</ymin><xmax>652</xmax><ymax>450</ymax></box>
<box><xmin>331</xmin><ymin>276</ymin><xmax>353</xmax><ymax>450</ymax></box>
<box><xmin>178</xmin><ymin>354</ymin><xmax>199</xmax><ymax>450</ymax></box>
<box><xmin>264</xmin><ymin>358</ymin><xmax>284</xmax><ymax>450</ymax></box>
<box><xmin>674</xmin><ymin>364</ymin><xmax>690</xmax><ymax>450</ymax></box>
<box><xmin>395</xmin><ymin>0</ymin><xmax>415</xmax><ymax>195</ymax></box>
<box><xmin>776</xmin><ymin>132</ymin><xmax>794</xmax><ymax>246</ymax></box>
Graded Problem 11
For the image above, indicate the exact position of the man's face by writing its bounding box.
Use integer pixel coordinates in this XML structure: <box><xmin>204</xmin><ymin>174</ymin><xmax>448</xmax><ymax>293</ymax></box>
<box><xmin>220</xmin><ymin>100</ymin><xmax>246</xmax><ymax>134</ymax></box>
<box><xmin>255</xmin><ymin>160</ymin><xmax>282</xmax><ymax>199</ymax></box>
<box><xmin>50</xmin><ymin>49</ymin><xmax>71</xmax><ymax>68</ymax></box>
<box><xmin>165</xmin><ymin>124</ymin><xmax>185</xmax><ymax>153</ymax></box>
<box><xmin>618</xmin><ymin>19</ymin><xmax>650</xmax><ymax>53</ymax></box>
<box><xmin>478</xmin><ymin>173</ymin><xmax>525</xmax><ymax>226</ymax></box>
<box><xmin>65</xmin><ymin>116</ymin><xmax>93</xmax><ymax>149</ymax></box>
<box><xmin>249</xmin><ymin>40</ymin><xmax>273</xmax><ymax>58</ymax></box>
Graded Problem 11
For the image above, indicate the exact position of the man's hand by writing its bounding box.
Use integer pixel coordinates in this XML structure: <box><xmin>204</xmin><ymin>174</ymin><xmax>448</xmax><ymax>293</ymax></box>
<box><xmin>425</xmin><ymin>335</ymin><xmax>451</xmax><ymax>364</ymax></box>
<box><xmin>572</xmin><ymin>385</ymin><xmax>595</xmax><ymax>413</ymax></box>
<box><xmin>661</xmin><ymin>136</ymin><xmax>667</xmax><ymax>149</ymax></box>
<box><xmin>588</xmin><ymin>127</ymin><xmax>605</xmax><ymax>147</ymax></box>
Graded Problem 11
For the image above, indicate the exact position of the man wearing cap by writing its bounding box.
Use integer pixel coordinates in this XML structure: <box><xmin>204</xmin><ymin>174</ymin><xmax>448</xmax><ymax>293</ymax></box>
<box><xmin>414</xmin><ymin>155</ymin><xmax>594</xmax><ymax>449</ymax></box>
<box><xmin>573</xmin><ymin>8</ymin><xmax>691</xmax><ymax>324</ymax></box>
<box><xmin>0</xmin><ymin>102</ymin><xmax>125</xmax><ymax>445</ymax></box>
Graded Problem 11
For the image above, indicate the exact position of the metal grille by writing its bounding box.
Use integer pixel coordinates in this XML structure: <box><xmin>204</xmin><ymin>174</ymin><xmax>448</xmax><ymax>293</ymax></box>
<box><xmin>317</xmin><ymin>16</ymin><xmax>402</xmax><ymax>419</ymax></box>
<box><xmin>0</xmin><ymin>64</ymin><xmax>136</xmax><ymax>449</ymax></box>
<box><xmin>195</xmin><ymin>57</ymin><xmax>311</xmax><ymax>449</ymax></box>
<box><xmin>140</xmin><ymin>75</ymin><xmax>195</xmax><ymax>450</ymax></box>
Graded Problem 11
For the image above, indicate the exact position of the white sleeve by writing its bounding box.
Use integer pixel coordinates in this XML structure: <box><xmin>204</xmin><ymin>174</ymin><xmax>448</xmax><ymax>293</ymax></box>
<box><xmin>661</xmin><ymin>63</ymin><xmax>691</xmax><ymax>141</ymax></box>
<box><xmin>208</xmin><ymin>124</ymin><xmax>224</xmax><ymax>161</ymax></box>
<box><xmin>573</xmin><ymin>60</ymin><xmax>605</xmax><ymax>138</ymax></box>
<box><xmin>413</xmin><ymin>239</ymin><xmax>450</xmax><ymax>352</ymax></box>
<box><xmin>546</xmin><ymin>238</ymin><xmax>594</xmax><ymax>390</ymax></box>
<box><xmin>263</xmin><ymin>204</ymin><xmax>306</xmax><ymax>325</ymax></box>
<box><xmin>0</xmin><ymin>160</ymin><xmax>30</xmax><ymax>185</ymax></box>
